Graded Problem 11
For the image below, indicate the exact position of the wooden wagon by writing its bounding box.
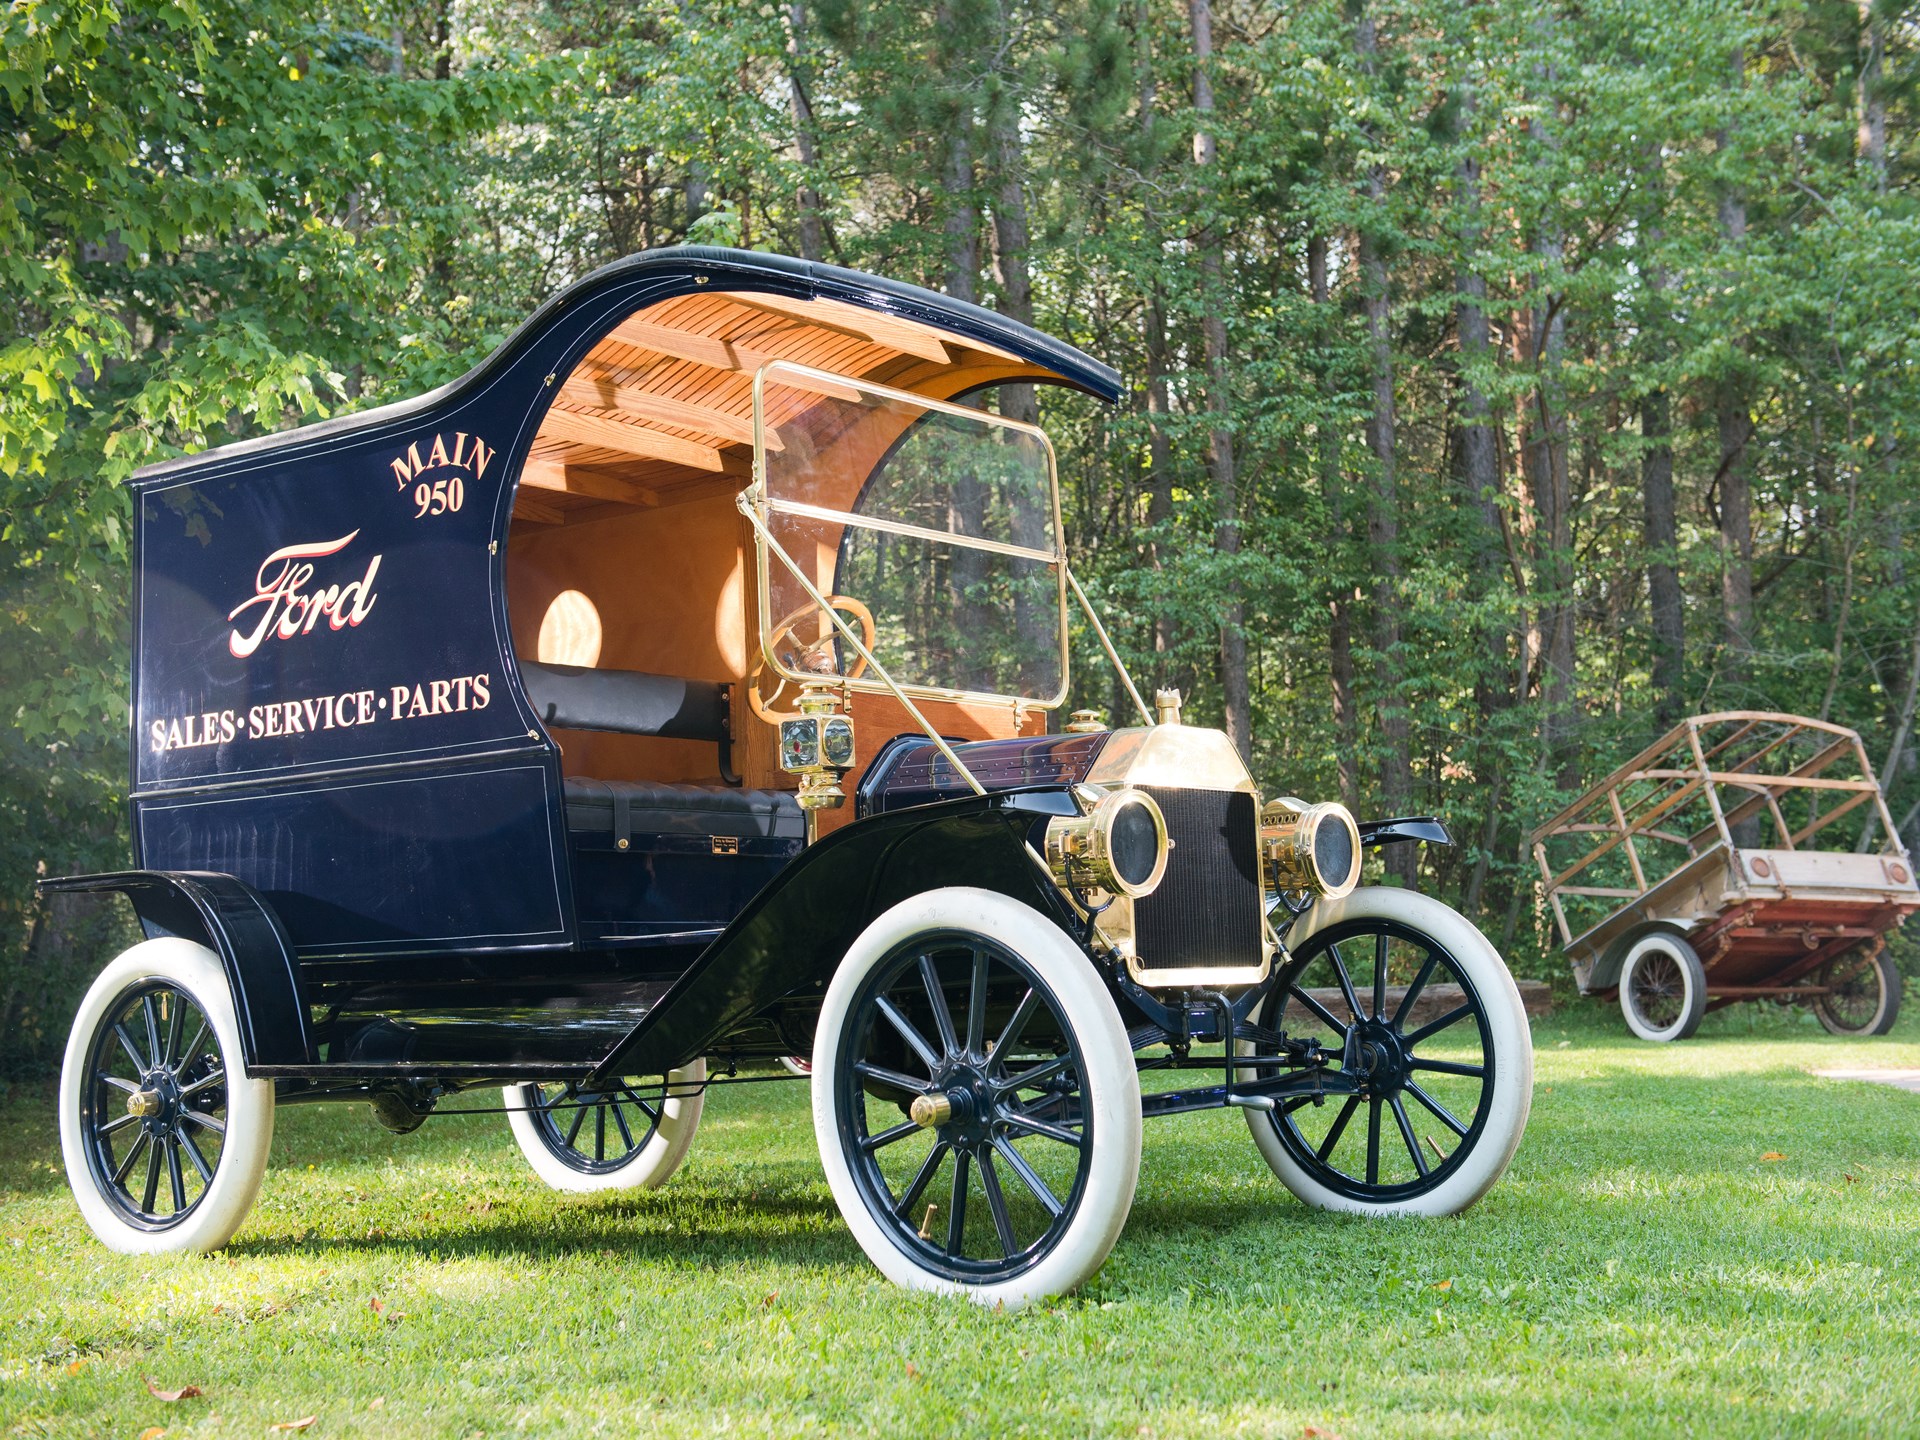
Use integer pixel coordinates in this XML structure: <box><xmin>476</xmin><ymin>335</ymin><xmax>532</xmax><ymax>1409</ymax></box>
<box><xmin>1528</xmin><ymin>712</ymin><xmax>1916</xmax><ymax>1040</ymax></box>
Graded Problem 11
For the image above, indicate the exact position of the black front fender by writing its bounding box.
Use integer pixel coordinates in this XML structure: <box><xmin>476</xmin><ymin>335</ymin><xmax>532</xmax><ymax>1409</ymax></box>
<box><xmin>36</xmin><ymin>870</ymin><xmax>314</xmax><ymax>1071</ymax></box>
<box><xmin>588</xmin><ymin>789</ymin><xmax>1082</xmax><ymax>1081</ymax></box>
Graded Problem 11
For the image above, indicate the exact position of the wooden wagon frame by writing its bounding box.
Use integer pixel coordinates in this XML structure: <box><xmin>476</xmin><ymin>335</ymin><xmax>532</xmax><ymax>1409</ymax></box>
<box><xmin>1528</xmin><ymin>712</ymin><xmax>1917</xmax><ymax>1028</ymax></box>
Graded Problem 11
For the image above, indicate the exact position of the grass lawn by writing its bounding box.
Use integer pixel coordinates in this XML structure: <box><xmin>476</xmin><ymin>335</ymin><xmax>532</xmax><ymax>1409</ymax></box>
<box><xmin>3</xmin><ymin>998</ymin><xmax>1918</xmax><ymax>1438</ymax></box>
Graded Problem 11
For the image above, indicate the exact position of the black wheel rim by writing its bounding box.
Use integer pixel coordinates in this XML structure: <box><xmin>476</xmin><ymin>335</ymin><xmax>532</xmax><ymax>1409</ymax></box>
<box><xmin>1818</xmin><ymin>955</ymin><xmax>1884</xmax><ymax>1031</ymax></box>
<box><xmin>81</xmin><ymin>980</ymin><xmax>229</xmax><ymax>1230</ymax></box>
<box><xmin>837</xmin><ymin>931</ymin><xmax>1094</xmax><ymax>1283</ymax></box>
<box><xmin>1628</xmin><ymin>950</ymin><xmax>1686</xmax><ymax>1030</ymax></box>
<box><xmin>1254</xmin><ymin>918</ymin><xmax>1495</xmax><ymax>1202</ymax></box>
<box><xmin>524</xmin><ymin>1079</ymin><xmax>668</xmax><ymax>1174</ymax></box>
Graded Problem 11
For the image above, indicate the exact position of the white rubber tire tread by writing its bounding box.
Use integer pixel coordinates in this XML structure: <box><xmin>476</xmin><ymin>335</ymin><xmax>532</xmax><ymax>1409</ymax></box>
<box><xmin>60</xmin><ymin>938</ymin><xmax>275</xmax><ymax>1254</ymax></box>
<box><xmin>1242</xmin><ymin>886</ymin><xmax>1532</xmax><ymax>1217</ymax></box>
<box><xmin>504</xmin><ymin>1059</ymin><xmax>705</xmax><ymax>1193</ymax></box>
<box><xmin>812</xmin><ymin>887</ymin><xmax>1141</xmax><ymax>1309</ymax></box>
<box><xmin>1617</xmin><ymin>932</ymin><xmax>1707</xmax><ymax>1042</ymax></box>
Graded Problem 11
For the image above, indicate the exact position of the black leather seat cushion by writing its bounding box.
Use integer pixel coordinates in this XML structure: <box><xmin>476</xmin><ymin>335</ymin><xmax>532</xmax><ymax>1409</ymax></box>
<box><xmin>563</xmin><ymin>777</ymin><xmax>805</xmax><ymax>842</ymax></box>
<box><xmin>522</xmin><ymin>661</ymin><xmax>728</xmax><ymax>741</ymax></box>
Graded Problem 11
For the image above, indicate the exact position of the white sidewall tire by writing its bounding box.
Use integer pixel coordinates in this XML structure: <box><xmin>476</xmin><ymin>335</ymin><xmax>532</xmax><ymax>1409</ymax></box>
<box><xmin>1815</xmin><ymin>949</ymin><xmax>1902</xmax><ymax>1037</ymax></box>
<box><xmin>504</xmin><ymin>1060</ymin><xmax>706</xmax><ymax>1193</ymax></box>
<box><xmin>59</xmin><ymin>938</ymin><xmax>275</xmax><ymax>1254</ymax></box>
<box><xmin>1617</xmin><ymin>932</ymin><xmax>1707</xmax><ymax>1042</ymax></box>
<box><xmin>1242</xmin><ymin>887</ymin><xmax>1533</xmax><ymax>1218</ymax></box>
<box><xmin>812</xmin><ymin>887</ymin><xmax>1142</xmax><ymax>1309</ymax></box>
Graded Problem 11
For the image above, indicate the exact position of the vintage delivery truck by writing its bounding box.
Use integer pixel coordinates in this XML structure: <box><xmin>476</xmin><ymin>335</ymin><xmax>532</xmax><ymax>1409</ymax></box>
<box><xmin>46</xmin><ymin>248</ymin><xmax>1532</xmax><ymax>1306</ymax></box>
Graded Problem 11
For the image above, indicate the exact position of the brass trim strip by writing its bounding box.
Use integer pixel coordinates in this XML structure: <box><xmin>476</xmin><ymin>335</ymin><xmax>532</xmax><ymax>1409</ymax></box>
<box><xmin>1066</xmin><ymin>567</ymin><xmax>1154</xmax><ymax>727</ymax></box>
<box><xmin>765</xmin><ymin>495</ymin><xmax>1061</xmax><ymax>565</ymax></box>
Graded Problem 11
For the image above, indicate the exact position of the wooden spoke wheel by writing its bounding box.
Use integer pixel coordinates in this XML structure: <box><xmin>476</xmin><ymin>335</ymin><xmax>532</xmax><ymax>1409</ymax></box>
<box><xmin>813</xmin><ymin>888</ymin><xmax>1139</xmax><ymax>1307</ymax></box>
<box><xmin>505</xmin><ymin>1061</ymin><xmax>704</xmax><ymax>1193</ymax></box>
<box><xmin>1814</xmin><ymin>948</ymin><xmax>1902</xmax><ymax>1037</ymax></box>
<box><xmin>1617</xmin><ymin>932</ymin><xmax>1706</xmax><ymax>1042</ymax></box>
<box><xmin>60</xmin><ymin>939</ymin><xmax>274</xmax><ymax>1253</ymax></box>
<box><xmin>1242</xmin><ymin>887</ymin><xmax>1532</xmax><ymax>1216</ymax></box>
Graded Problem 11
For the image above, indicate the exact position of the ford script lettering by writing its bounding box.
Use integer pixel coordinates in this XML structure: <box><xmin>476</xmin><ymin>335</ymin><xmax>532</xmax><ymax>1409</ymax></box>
<box><xmin>226</xmin><ymin>530</ymin><xmax>382</xmax><ymax>658</ymax></box>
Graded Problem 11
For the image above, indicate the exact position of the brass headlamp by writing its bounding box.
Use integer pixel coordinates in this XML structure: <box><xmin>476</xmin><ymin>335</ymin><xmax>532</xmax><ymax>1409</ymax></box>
<box><xmin>1261</xmin><ymin>796</ymin><xmax>1361</xmax><ymax>899</ymax></box>
<box><xmin>1044</xmin><ymin>786</ymin><xmax>1170</xmax><ymax>899</ymax></box>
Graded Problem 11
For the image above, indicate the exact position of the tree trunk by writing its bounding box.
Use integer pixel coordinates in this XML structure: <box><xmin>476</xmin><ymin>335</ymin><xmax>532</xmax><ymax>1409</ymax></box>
<box><xmin>1311</xmin><ymin>234</ymin><xmax>1359</xmax><ymax>811</ymax></box>
<box><xmin>1859</xmin><ymin>0</ymin><xmax>1888</xmax><ymax>189</ymax></box>
<box><xmin>1354</xmin><ymin>2</ymin><xmax>1412</xmax><ymax>881</ymax></box>
<box><xmin>1715</xmin><ymin>46</ymin><xmax>1754</xmax><ymax>693</ymax></box>
<box><xmin>1642</xmin><ymin>386</ymin><xmax>1684</xmax><ymax>727</ymax></box>
<box><xmin>786</xmin><ymin>1</ymin><xmax>825</xmax><ymax>262</ymax></box>
<box><xmin>1189</xmin><ymin>0</ymin><xmax>1251</xmax><ymax>761</ymax></box>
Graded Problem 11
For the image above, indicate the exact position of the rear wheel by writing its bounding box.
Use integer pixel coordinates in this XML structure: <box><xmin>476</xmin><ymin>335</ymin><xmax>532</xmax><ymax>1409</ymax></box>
<box><xmin>1814</xmin><ymin>948</ymin><xmax>1901</xmax><ymax>1037</ymax></box>
<box><xmin>1618</xmin><ymin>932</ymin><xmax>1706</xmax><ymax>1042</ymax></box>
<box><xmin>812</xmin><ymin>888</ymin><xmax>1140</xmax><ymax>1308</ymax></box>
<box><xmin>504</xmin><ymin>1061</ymin><xmax>705</xmax><ymax>1193</ymax></box>
<box><xmin>59</xmin><ymin>939</ymin><xmax>274</xmax><ymax>1253</ymax></box>
<box><xmin>1241</xmin><ymin>887</ymin><xmax>1532</xmax><ymax>1216</ymax></box>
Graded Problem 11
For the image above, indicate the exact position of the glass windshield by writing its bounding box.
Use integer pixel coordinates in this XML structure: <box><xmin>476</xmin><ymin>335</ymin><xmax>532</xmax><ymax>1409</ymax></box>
<box><xmin>753</xmin><ymin>361</ymin><xmax>1067</xmax><ymax>704</ymax></box>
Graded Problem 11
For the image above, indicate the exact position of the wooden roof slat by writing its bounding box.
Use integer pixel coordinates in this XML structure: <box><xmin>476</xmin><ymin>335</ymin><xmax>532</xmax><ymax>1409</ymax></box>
<box><xmin>560</xmin><ymin>373</ymin><xmax>775</xmax><ymax>450</ymax></box>
<box><xmin>522</xmin><ymin>456</ymin><xmax>660</xmax><ymax>507</ymax></box>
<box><xmin>537</xmin><ymin>406</ymin><xmax>748</xmax><ymax>475</ymax></box>
<box><xmin>513</xmin><ymin>496</ymin><xmax>564</xmax><ymax>525</ymax></box>
<box><xmin>718</xmin><ymin>292</ymin><xmax>953</xmax><ymax>364</ymax></box>
<box><xmin>606</xmin><ymin>317</ymin><xmax>797</xmax><ymax>375</ymax></box>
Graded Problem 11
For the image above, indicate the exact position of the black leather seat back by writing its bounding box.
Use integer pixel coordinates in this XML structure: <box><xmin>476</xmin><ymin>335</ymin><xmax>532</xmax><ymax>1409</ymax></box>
<box><xmin>520</xmin><ymin>661</ymin><xmax>728</xmax><ymax>741</ymax></box>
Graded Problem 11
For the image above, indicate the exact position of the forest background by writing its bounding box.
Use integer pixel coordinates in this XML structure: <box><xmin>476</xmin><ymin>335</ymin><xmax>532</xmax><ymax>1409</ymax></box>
<box><xmin>2</xmin><ymin>0</ymin><xmax>1917</xmax><ymax>1071</ymax></box>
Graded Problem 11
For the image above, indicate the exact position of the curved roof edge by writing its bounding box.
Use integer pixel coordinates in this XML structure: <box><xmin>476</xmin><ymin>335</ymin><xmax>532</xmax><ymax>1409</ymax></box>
<box><xmin>130</xmin><ymin>247</ymin><xmax>1121</xmax><ymax>486</ymax></box>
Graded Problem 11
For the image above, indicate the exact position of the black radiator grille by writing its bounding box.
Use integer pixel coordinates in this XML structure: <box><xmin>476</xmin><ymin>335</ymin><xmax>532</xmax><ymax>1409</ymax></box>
<box><xmin>1133</xmin><ymin>787</ymin><xmax>1263</xmax><ymax>974</ymax></box>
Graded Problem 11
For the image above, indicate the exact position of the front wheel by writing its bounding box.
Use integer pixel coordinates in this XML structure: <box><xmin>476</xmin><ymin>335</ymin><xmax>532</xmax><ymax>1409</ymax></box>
<box><xmin>59</xmin><ymin>938</ymin><xmax>275</xmax><ymax>1253</ymax></box>
<box><xmin>1240</xmin><ymin>886</ymin><xmax>1532</xmax><ymax>1216</ymax></box>
<box><xmin>1618</xmin><ymin>931</ymin><xmax>1706</xmax><ymax>1042</ymax></box>
<box><xmin>504</xmin><ymin>1062</ymin><xmax>705</xmax><ymax>1193</ymax></box>
<box><xmin>812</xmin><ymin>887</ymin><xmax>1141</xmax><ymax>1308</ymax></box>
<box><xmin>1814</xmin><ymin>948</ymin><xmax>1901</xmax><ymax>1036</ymax></box>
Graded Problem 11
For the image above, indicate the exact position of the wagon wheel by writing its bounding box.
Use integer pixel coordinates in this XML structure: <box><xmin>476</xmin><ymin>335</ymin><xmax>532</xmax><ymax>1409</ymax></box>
<box><xmin>1240</xmin><ymin>888</ymin><xmax>1532</xmax><ymax>1216</ymax></box>
<box><xmin>505</xmin><ymin>1061</ymin><xmax>705</xmax><ymax>1193</ymax></box>
<box><xmin>1814</xmin><ymin>948</ymin><xmax>1902</xmax><ymax>1037</ymax></box>
<box><xmin>812</xmin><ymin>888</ymin><xmax>1140</xmax><ymax>1308</ymax></box>
<box><xmin>1617</xmin><ymin>932</ymin><xmax>1706</xmax><ymax>1042</ymax></box>
<box><xmin>60</xmin><ymin>938</ymin><xmax>275</xmax><ymax>1253</ymax></box>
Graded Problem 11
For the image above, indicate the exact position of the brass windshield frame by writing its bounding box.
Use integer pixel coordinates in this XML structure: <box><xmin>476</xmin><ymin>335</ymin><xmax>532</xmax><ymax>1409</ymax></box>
<box><xmin>750</xmin><ymin>360</ymin><xmax>1073</xmax><ymax>713</ymax></box>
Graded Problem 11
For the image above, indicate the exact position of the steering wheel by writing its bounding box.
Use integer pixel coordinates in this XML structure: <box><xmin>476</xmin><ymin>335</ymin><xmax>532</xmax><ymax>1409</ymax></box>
<box><xmin>749</xmin><ymin>594</ymin><xmax>876</xmax><ymax>723</ymax></box>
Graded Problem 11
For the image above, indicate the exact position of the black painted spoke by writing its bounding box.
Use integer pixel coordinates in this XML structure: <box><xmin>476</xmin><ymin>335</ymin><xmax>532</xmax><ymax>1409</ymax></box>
<box><xmin>621</xmin><ymin>1086</ymin><xmax>661</xmax><ymax>1126</ymax></box>
<box><xmin>1328</xmin><ymin>942</ymin><xmax>1365</xmax><ymax>1023</ymax></box>
<box><xmin>113</xmin><ymin>1022</ymin><xmax>147</xmax><ymax>1072</ymax></box>
<box><xmin>991</xmin><ymin>1135</ymin><xmax>1063</xmax><ymax>1217</ymax></box>
<box><xmin>995</xmin><ymin>1053</ymin><xmax>1071</xmax><ymax>1095</ymax></box>
<box><xmin>978</xmin><ymin>1149</ymin><xmax>1018</xmax><ymax>1259</ymax></box>
<box><xmin>564</xmin><ymin>1092</ymin><xmax>589</xmax><ymax>1147</ymax></box>
<box><xmin>991</xmin><ymin>988</ymin><xmax>1038</xmax><ymax>1071</ymax></box>
<box><xmin>177</xmin><ymin>1069</ymin><xmax>224</xmax><ymax>1099</ymax></box>
<box><xmin>1411</xmin><ymin>1057</ymin><xmax>1485</xmax><ymax>1079</ymax></box>
<box><xmin>1000</xmin><ymin>1110</ymin><xmax>1084</xmax><ymax>1148</ymax></box>
<box><xmin>180</xmin><ymin>1109</ymin><xmax>225</xmax><ymax>1135</ymax></box>
<box><xmin>876</xmin><ymin>996</ymin><xmax>941</xmax><ymax>1072</ymax></box>
<box><xmin>1280</xmin><ymin>1094</ymin><xmax>1319</xmax><ymax>1115</ymax></box>
<box><xmin>609</xmin><ymin>1099</ymin><xmax>636</xmax><ymax>1152</ymax></box>
<box><xmin>177</xmin><ymin>1125</ymin><xmax>214</xmax><ymax>1182</ymax></box>
<box><xmin>163</xmin><ymin>994</ymin><xmax>186</xmax><ymax>1068</ymax></box>
<box><xmin>1315</xmin><ymin>1094</ymin><xmax>1362</xmax><ymax>1162</ymax></box>
<box><xmin>1392</xmin><ymin>949</ymin><xmax>1441</xmax><ymax>1028</ymax></box>
<box><xmin>142</xmin><ymin>996</ymin><xmax>163</xmax><ymax>1078</ymax></box>
<box><xmin>1372</xmin><ymin>932</ymin><xmax>1389</xmax><ymax>1018</ymax></box>
<box><xmin>894</xmin><ymin>1141</ymin><xmax>949</xmax><ymax>1217</ymax></box>
<box><xmin>97</xmin><ymin>1113</ymin><xmax>139</xmax><ymax>1137</ymax></box>
<box><xmin>97</xmin><ymin>1072</ymin><xmax>138</xmax><ymax>1095</ymax></box>
<box><xmin>111</xmin><ymin>1132</ymin><xmax>150</xmax><ymax>1186</ymax></box>
<box><xmin>1405</xmin><ymin>1080</ymin><xmax>1469</xmax><ymax>1138</ymax></box>
<box><xmin>142</xmin><ymin>1140</ymin><xmax>163</xmax><ymax>1212</ymax></box>
<box><xmin>1391</xmin><ymin>1095</ymin><xmax>1429</xmax><ymax>1178</ymax></box>
<box><xmin>1286</xmin><ymin>984</ymin><xmax>1351</xmax><ymax>1037</ymax></box>
<box><xmin>593</xmin><ymin>1103</ymin><xmax>607</xmax><ymax>1162</ymax></box>
<box><xmin>1365</xmin><ymin>1098</ymin><xmax>1382</xmax><ymax>1186</ymax></box>
<box><xmin>167</xmin><ymin>1139</ymin><xmax>188</xmax><ymax>1211</ymax></box>
<box><xmin>861</xmin><ymin>1119</ymin><xmax>922</xmax><ymax>1153</ymax></box>
<box><xmin>965</xmin><ymin>947</ymin><xmax>989</xmax><ymax>1057</ymax></box>
<box><xmin>946</xmin><ymin>1150</ymin><xmax>970</xmax><ymax>1256</ymax></box>
<box><xmin>1405</xmin><ymin>1003</ymin><xmax>1474</xmax><ymax>1048</ymax></box>
<box><xmin>853</xmin><ymin>1060</ymin><xmax>928</xmax><ymax>1094</ymax></box>
<box><xmin>179</xmin><ymin>1018</ymin><xmax>210</xmax><ymax>1069</ymax></box>
<box><xmin>918</xmin><ymin>955</ymin><xmax>959</xmax><ymax>1056</ymax></box>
